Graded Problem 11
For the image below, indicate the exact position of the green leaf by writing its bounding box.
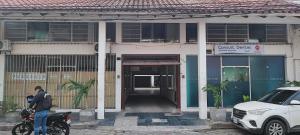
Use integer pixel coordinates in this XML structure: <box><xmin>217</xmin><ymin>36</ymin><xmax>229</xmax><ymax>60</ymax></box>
<box><xmin>62</xmin><ymin>79</ymin><xmax>95</xmax><ymax>109</ymax></box>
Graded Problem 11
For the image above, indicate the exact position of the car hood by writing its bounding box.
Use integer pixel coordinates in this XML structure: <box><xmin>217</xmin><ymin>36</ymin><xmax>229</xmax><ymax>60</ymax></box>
<box><xmin>233</xmin><ymin>101</ymin><xmax>281</xmax><ymax>111</ymax></box>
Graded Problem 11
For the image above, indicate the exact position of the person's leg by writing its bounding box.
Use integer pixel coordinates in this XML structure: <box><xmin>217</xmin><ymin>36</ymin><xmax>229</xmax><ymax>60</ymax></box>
<box><xmin>41</xmin><ymin>110</ymin><xmax>48</xmax><ymax>135</ymax></box>
<box><xmin>34</xmin><ymin>111</ymin><xmax>42</xmax><ymax>135</ymax></box>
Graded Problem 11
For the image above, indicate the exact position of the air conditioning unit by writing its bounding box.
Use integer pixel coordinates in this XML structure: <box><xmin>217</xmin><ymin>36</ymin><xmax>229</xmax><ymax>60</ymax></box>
<box><xmin>0</xmin><ymin>40</ymin><xmax>12</xmax><ymax>51</ymax></box>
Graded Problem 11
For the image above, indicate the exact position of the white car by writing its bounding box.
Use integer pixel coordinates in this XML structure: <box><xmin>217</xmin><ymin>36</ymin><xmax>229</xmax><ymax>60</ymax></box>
<box><xmin>232</xmin><ymin>87</ymin><xmax>300</xmax><ymax>135</ymax></box>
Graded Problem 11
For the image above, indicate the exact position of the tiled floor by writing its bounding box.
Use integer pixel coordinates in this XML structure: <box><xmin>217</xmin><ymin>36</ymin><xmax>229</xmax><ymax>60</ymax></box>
<box><xmin>125</xmin><ymin>95</ymin><xmax>178</xmax><ymax>113</ymax></box>
<box><xmin>125</xmin><ymin>112</ymin><xmax>208</xmax><ymax>126</ymax></box>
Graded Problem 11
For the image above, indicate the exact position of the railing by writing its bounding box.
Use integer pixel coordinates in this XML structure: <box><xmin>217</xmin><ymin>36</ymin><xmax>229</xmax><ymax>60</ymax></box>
<box><xmin>4</xmin><ymin>54</ymin><xmax>116</xmax><ymax>109</ymax></box>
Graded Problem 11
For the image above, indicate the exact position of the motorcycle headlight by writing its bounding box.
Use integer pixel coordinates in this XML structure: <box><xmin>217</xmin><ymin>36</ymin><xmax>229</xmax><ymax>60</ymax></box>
<box><xmin>248</xmin><ymin>108</ymin><xmax>271</xmax><ymax>115</ymax></box>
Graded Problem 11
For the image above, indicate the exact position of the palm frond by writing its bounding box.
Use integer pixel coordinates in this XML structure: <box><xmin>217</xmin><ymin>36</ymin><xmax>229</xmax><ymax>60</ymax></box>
<box><xmin>62</xmin><ymin>79</ymin><xmax>96</xmax><ymax>109</ymax></box>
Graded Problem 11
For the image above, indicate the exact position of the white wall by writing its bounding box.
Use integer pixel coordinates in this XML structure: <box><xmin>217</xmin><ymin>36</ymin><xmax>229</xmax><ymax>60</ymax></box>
<box><xmin>11</xmin><ymin>43</ymin><xmax>97</xmax><ymax>55</ymax></box>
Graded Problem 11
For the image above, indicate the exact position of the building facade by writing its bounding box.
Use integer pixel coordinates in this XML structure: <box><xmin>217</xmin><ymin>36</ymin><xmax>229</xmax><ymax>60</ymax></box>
<box><xmin>0</xmin><ymin>0</ymin><xmax>300</xmax><ymax>119</ymax></box>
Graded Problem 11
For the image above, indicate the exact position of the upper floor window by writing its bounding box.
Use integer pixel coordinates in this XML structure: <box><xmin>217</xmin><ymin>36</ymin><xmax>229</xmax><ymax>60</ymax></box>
<box><xmin>28</xmin><ymin>22</ymin><xmax>49</xmax><ymax>42</ymax></box>
<box><xmin>94</xmin><ymin>22</ymin><xmax>116</xmax><ymax>42</ymax></box>
<box><xmin>207</xmin><ymin>24</ymin><xmax>248</xmax><ymax>42</ymax></box>
<box><xmin>186</xmin><ymin>23</ymin><xmax>198</xmax><ymax>43</ymax></box>
<box><xmin>204</xmin><ymin>23</ymin><xmax>287</xmax><ymax>43</ymax></box>
<box><xmin>49</xmin><ymin>22</ymin><xmax>72</xmax><ymax>41</ymax></box>
<box><xmin>206</xmin><ymin>24</ymin><xmax>226</xmax><ymax>42</ymax></box>
<box><xmin>5</xmin><ymin>22</ymin><xmax>27</xmax><ymax>41</ymax></box>
<box><xmin>249</xmin><ymin>24</ymin><xmax>287</xmax><ymax>42</ymax></box>
<box><xmin>4</xmin><ymin>22</ymin><xmax>115</xmax><ymax>42</ymax></box>
<box><xmin>122</xmin><ymin>23</ymin><xmax>179</xmax><ymax>43</ymax></box>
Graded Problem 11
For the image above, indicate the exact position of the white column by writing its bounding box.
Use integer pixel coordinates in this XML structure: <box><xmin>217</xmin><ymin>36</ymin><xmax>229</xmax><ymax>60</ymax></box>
<box><xmin>180</xmin><ymin>54</ymin><xmax>187</xmax><ymax>111</ymax></box>
<box><xmin>115</xmin><ymin>54</ymin><xmax>122</xmax><ymax>111</ymax></box>
<box><xmin>0</xmin><ymin>55</ymin><xmax>4</xmax><ymax>103</ymax></box>
<box><xmin>0</xmin><ymin>21</ymin><xmax>4</xmax><ymax>105</ymax></box>
<box><xmin>97</xmin><ymin>21</ymin><xmax>106</xmax><ymax>119</ymax></box>
<box><xmin>286</xmin><ymin>58</ymin><xmax>295</xmax><ymax>81</ymax></box>
<box><xmin>180</xmin><ymin>23</ymin><xmax>186</xmax><ymax>44</ymax></box>
<box><xmin>116</xmin><ymin>22</ymin><xmax>122</xmax><ymax>44</ymax></box>
<box><xmin>197</xmin><ymin>20</ymin><xmax>208</xmax><ymax>119</ymax></box>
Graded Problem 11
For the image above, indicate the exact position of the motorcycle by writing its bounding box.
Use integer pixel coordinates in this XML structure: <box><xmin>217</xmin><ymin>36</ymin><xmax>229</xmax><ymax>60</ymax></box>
<box><xmin>11</xmin><ymin>95</ymin><xmax>72</xmax><ymax>135</ymax></box>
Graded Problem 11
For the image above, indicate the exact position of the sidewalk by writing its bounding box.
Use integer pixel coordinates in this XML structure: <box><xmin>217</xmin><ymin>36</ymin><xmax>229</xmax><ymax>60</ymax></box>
<box><xmin>0</xmin><ymin>112</ymin><xmax>236</xmax><ymax>131</ymax></box>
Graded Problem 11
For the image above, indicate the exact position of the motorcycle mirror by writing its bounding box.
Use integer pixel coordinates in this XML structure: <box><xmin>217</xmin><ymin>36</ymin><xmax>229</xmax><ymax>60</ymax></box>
<box><xmin>26</xmin><ymin>95</ymin><xmax>34</xmax><ymax>104</ymax></box>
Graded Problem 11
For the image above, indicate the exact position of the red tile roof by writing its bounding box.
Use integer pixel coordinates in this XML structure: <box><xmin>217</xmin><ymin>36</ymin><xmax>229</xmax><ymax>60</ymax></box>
<box><xmin>0</xmin><ymin>0</ymin><xmax>299</xmax><ymax>14</ymax></box>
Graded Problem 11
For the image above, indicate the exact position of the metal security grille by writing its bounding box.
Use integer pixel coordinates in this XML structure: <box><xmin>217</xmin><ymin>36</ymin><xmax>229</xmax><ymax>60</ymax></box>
<box><xmin>4</xmin><ymin>54</ymin><xmax>116</xmax><ymax>109</ymax></box>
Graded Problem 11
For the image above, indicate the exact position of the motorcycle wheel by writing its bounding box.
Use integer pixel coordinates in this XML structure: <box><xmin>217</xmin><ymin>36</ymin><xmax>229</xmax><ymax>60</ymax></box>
<box><xmin>11</xmin><ymin>123</ymin><xmax>33</xmax><ymax>135</ymax></box>
<box><xmin>48</xmin><ymin>122</ymin><xmax>70</xmax><ymax>135</ymax></box>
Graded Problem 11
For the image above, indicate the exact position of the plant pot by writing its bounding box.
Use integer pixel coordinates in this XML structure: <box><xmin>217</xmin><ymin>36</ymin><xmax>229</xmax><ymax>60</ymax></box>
<box><xmin>80</xmin><ymin>109</ymin><xmax>95</xmax><ymax>122</ymax></box>
<box><xmin>209</xmin><ymin>108</ymin><xmax>227</xmax><ymax>122</ymax></box>
<box><xmin>55</xmin><ymin>109</ymin><xmax>80</xmax><ymax>122</ymax></box>
<box><xmin>4</xmin><ymin>112</ymin><xmax>21</xmax><ymax>122</ymax></box>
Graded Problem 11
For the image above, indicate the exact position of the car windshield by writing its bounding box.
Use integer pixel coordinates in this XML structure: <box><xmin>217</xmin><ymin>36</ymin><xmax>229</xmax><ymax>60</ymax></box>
<box><xmin>258</xmin><ymin>90</ymin><xmax>297</xmax><ymax>105</ymax></box>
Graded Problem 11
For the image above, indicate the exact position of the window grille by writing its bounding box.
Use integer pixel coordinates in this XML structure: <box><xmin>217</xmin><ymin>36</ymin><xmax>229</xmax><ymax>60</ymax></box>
<box><xmin>226</xmin><ymin>24</ymin><xmax>248</xmax><ymax>42</ymax></box>
<box><xmin>122</xmin><ymin>23</ymin><xmax>179</xmax><ymax>43</ymax></box>
<box><xmin>72</xmin><ymin>22</ymin><xmax>89</xmax><ymax>42</ymax></box>
<box><xmin>266</xmin><ymin>24</ymin><xmax>287</xmax><ymax>42</ymax></box>
<box><xmin>49</xmin><ymin>22</ymin><xmax>72</xmax><ymax>42</ymax></box>
<box><xmin>122</xmin><ymin>23</ymin><xmax>141</xmax><ymax>42</ymax></box>
<box><xmin>207</xmin><ymin>24</ymin><xmax>226</xmax><ymax>42</ymax></box>
<box><xmin>4</xmin><ymin>54</ymin><xmax>116</xmax><ymax>109</ymax></box>
<box><xmin>4</xmin><ymin>22</ymin><xmax>27</xmax><ymax>41</ymax></box>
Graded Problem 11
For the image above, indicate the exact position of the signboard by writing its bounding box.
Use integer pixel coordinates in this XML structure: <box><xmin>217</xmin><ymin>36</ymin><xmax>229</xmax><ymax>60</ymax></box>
<box><xmin>214</xmin><ymin>44</ymin><xmax>262</xmax><ymax>54</ymax></box>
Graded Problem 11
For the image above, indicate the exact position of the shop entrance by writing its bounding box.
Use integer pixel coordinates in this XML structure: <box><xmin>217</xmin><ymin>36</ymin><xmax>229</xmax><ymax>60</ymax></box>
<box><xmin>121</xmin><ymin>55</ymin><xmax>180</xmax><ymax>112</ymax></box>
<box><xmin>222</xmin><ymin>67</ymin><xmax>250</xmax><ymax>107</ymax></box>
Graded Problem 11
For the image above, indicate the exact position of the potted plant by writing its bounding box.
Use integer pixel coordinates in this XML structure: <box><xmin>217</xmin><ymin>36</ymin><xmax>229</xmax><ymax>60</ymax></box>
<box><xmin>243</xmin><ymin>95</ymin><xmax>250</xmax><ymax>102</ymax></box>
<box><xmin>284</xmin><ymin>81</ymin><xmax>300</xmax><ymax>87</ymax></box>
<box><xmin>203</xmin><ymin>81</ymin><xmax>229</xmax><ymax>122</ymax></box>
<box><xmin>62</xmin><ymin>79</ymin><xmax>96</xmax><ymax>122</ymax></box>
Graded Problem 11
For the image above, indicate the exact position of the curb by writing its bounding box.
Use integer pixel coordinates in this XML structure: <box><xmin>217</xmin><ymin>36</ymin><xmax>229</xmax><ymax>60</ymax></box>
<box><xmin>0</xmin><ymin>121</ymin><xmax>100</xmax><ymax>131</ymax></box>
<box><xmin>210</xmin><ymin>122</ymin><xmax>237</xmax><ymax>129</ymax></box>
<box><xmin>0</xmin><ymin>123</ymin><xmax>14</xmax><ymax>131</ymax></box>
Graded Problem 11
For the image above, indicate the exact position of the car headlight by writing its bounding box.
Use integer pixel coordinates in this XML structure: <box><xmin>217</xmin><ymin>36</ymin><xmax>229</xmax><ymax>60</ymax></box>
<box><xmin>248</xmin><ymin>108</ymin><xmax>271</xmax><ymax>115</ymax></box>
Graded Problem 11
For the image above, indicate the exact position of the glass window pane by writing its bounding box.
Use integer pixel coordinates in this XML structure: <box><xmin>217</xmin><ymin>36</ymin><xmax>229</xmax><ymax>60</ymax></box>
<box><xmin>292</xmin><ymin>93</ymin><xmax>300</xmax><ymax>101</ymax></box>
<box><xmin>250</xmin><ymin>56</ymin><xmax>285</xmax><ymax>100</ymax></box>
<box><xmin>249</xmin><ymin>24</ymin><xmax>266</xmax><ymax>42</ymax></box>
<box><xmin>122</xmin><ymin>23</ymin><xmax>141</xmax><ymax>42</ymax></box>
<box><xmin>266</xmin><ymin>24</ymin><xmax>287</xmax><ymax>42</ymax></box>
<box><xmin>27</xmin><ymin>22</ymin><xmax>49</xmax><ymax>42</ymax></box>
<box><xmin>222</xmin><ymin>56</ymin><xmax>248</xmax><ymax>66</ymax></box>
<box><xmin>72</xmin><ymin>22</ymin><xmax>89</xmax><ymax>42</ymax></box>
<box><xmin>186</xmin><ymin>55</ymin><xmax>199</xmax><ymax>107</ymax></box>
<box><xmin>259</xmin><ymin>90</ymin><xmax>296</xmax><ymax>104</ymax></box>
<box><xmin>165</xmin><ymin>23</ymin><xmax>179</xmax><ymax>43</ymax></box>
<box><xmin>141</xmin><ymin>23</ymin><xmax>152</xmax><ymax>41</ymax></box>
<box><xmin>153</xmin><ymin>23</ymin><xmax>166</xmax><ymax>42</ymax></box>
<box><xmin>186</xmin><ymin>23</ymin><xmax>197</xmax><ymax>43</ymax></box>
<box><xmin>223</xmin><ymin>67</ymin><xmax>250</xmax><ymax>107</ymax></box>
<box><xmin>106</xmin><ymin>23</ymin><xmax>116</xmax><ymax>42</ymax></box>
<box><xmin>207</xmin><ymin>24</ymin><xmax>226</xmax><ymax>42</ymax></box>
<box><xmin>5</xmin><ymin>22</ymin><xmax>27</xmax><ymax>41</ymax></box>
<box><xmin>226</xmin><ymin>24</ymin><xmax>248</xmax><ymax>42</ymax></box>
<box><xmin>49</xmin><ymin>22</ymin><xmax>71</xmax><ymax>41</ymax></box>
<box><xmin>207</xmin><ymin>56</ymin><xmax>221</xmax><ymax>107</ymax></box>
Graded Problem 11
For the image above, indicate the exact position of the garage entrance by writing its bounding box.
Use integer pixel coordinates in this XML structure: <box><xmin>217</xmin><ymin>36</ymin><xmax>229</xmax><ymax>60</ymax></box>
<box><xmin>121</xmin><ymin>55</ymin><xmax>180</xmax><ymax>112</ymax></box>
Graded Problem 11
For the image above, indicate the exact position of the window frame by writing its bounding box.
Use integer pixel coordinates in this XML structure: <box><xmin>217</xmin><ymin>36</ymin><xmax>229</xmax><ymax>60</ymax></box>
<box><xmin>206</xmin><ymin>23</ymin><xmax>288</xmax><ymax>43</ymax></box>
<box><xmin>4</xmin><ymin>21</ymin><xmax>100</xmax><ymax>43</ymax></box>
<box><xmin>122</xmin><ymin>23</ymin><xmax>180</xmax><ymax>43</ymax></box>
